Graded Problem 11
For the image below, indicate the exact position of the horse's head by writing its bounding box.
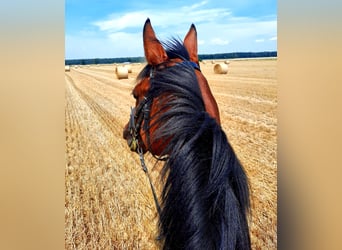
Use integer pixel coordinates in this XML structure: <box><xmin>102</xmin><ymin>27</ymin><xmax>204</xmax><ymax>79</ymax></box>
<box><xmin>123</xmin><ymin>18</ymin><xmax>220</xmax><ymax>156</ymax></box>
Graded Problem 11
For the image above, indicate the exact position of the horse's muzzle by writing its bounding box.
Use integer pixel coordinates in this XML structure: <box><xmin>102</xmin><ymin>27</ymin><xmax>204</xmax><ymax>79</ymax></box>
<box><xmin>123</xmin><ymin>124</ymin><xmax>139</xmax><ymax>152</ymax></box>
<box><xmin>123</xmin><ymin>125</ymin><xmax>133</xmax><ymax>150</ymax></box>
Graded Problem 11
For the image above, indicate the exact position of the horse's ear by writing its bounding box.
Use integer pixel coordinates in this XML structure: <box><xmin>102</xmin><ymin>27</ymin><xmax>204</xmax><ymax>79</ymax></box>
<box><xmin>143</xmin><ymin>18</ymin><xmax>168</xmax><ymax>65</ymax></box>
<box><xmin>183</xmin><ymin>24</ymin><xmax>199</xmax><ymax>65</ymax></box>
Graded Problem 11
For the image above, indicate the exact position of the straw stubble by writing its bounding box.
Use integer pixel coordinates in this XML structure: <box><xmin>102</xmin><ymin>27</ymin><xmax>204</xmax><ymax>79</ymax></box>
<box><xmin>65</xmin><ymin>59</ymin><xmax>277</xmax><ymax>249</ymax></box>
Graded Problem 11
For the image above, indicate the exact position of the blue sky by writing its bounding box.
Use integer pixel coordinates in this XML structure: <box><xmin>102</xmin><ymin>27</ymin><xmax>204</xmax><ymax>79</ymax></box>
<box><xmin>65</xmin><ymin>0</ymin><xmax>277</xmax><ymax>59</ymax></box>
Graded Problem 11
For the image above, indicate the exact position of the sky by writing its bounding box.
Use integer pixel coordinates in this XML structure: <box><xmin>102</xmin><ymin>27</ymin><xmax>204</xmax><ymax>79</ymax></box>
<box><xmin>65</xmin><ymin>0</ymin><xmax>277</xmax><ymax>60</ymax></box>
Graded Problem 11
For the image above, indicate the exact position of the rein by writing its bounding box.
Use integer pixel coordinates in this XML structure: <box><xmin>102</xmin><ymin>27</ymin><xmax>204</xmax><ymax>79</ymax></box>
<box><xmin>137</xmin><ymin>147</ymin><xmax>162</xmax><ymax>216</ymax></box>
<box><xmin>127</xmin><ymin>60</ymin><xmax>201</xmax><ymax>220</ymax></box>
<box><xmin>128</xmin><ymin>95</ymin><xmax>163</xmax><ymax>218</ymax></box>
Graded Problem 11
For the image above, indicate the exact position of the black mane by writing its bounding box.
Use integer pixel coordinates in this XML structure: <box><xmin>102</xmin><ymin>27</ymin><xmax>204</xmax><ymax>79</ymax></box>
<box><xmin>137</xmin><ymin>39</ymin><xmax>251</xmax><ymax>250</ymax></box>
<box><xmin>163</xmin><ymin>38</ymin><xmax>190</xmax><ymax>60</ymax></box>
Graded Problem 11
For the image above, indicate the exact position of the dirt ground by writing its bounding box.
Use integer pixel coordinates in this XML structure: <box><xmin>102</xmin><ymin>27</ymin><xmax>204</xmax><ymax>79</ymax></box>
<box><xmin>65</xmin><ymin>58</ymin><xmax>277</xmax><ymax>249</ymax></box>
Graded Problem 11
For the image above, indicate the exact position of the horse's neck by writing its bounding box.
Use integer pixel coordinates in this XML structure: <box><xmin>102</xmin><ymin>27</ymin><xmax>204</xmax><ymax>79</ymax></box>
<box><xmin>195</xmin><ymin>71</ymin><xmax>221</xmax><ymax>124</ymax></box>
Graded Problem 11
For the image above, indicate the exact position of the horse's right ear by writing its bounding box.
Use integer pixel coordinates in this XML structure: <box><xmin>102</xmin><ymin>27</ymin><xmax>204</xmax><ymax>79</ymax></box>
<box><xmin>143</xmin><ymin>18</ymin><xmax>168</xmax><ymax>66</ymax></box>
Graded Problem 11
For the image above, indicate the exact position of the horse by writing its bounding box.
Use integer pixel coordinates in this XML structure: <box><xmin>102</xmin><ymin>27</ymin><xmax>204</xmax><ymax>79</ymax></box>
<box><xmin>123</xmin><ymin>18</ymin><xmax>251</xmax><ymax>250</ymax></box>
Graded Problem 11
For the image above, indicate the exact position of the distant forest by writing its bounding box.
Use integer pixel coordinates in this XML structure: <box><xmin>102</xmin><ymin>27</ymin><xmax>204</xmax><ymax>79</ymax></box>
<box><xmin>65</xmin><ymin>51</ymin><xmax>277</xmax><ymax>65</ymax></box>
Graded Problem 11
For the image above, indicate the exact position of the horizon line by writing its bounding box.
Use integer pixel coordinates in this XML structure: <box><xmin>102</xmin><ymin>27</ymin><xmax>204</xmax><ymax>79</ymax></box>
<box><xmin>65</xmin><ymin>50</ymin><xmax>277</xmax><ymax>61</ymax></box>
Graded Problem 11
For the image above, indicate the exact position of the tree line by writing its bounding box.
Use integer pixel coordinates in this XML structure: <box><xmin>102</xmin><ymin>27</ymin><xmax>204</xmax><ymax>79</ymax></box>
<box><xmin>65</xmin><ymin>51</ymin><xmax>277</xmax><ymax>65</ymax></box>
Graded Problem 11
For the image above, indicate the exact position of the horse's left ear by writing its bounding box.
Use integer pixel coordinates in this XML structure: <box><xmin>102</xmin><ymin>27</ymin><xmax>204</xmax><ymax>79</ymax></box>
<box><xmin>143</xmin><ymin>18</ymin><xmax>168</xmax><ymax>65</ymax></box>
<box><xmin>183</xmin><ymin>24</ymin><xmax>199</xmax><ymax>66</ymax></box>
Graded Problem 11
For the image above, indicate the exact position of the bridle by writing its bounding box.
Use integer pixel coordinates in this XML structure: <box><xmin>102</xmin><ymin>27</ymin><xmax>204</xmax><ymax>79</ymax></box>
<box><xmin>128</xmin><ymin>96</ymin><xmax>151</xmax><ymax>153</ymax></box>
<box><xmin>127</xmin><ymin>60</ymin><xmax>201</xmax><ymax>221</ymax></box>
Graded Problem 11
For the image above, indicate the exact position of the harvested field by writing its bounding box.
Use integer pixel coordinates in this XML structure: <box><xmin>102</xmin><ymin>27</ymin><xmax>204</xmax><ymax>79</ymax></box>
<box><xmin>65</xmin><ymin>58</ymin><xmax>277</xmax><ymax>249</ymax></box>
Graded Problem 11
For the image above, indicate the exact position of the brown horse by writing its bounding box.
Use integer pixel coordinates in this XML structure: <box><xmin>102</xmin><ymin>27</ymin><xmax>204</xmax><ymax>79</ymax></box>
<box><xmin>123</xmin><ymin>18</ymin><xmax>250</xmax><ymax>250</ymax></box>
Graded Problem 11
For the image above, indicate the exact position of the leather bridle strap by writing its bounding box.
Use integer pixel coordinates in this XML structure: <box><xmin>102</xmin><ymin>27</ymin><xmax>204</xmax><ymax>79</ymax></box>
<box><xmin>178</xmin><ymin>60</ymin><xmax>201</xmax><ymax>71</ymax></box>
<box><xmin>128</xmin><ymin>96</ymin><xmax>150</xmax><ymax>152</ymax></box>
<box><xmin>137</xmin><ymin>147</ymin><xmax>162</xmax><ymax>217</ymax></box>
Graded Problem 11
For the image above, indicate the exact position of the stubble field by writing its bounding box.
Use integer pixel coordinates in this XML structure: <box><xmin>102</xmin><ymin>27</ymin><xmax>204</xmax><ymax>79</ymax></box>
<box><xmin>65</xmin><ymin>58</ymin><xmax>277</xmax><ymax>249</ymax></box>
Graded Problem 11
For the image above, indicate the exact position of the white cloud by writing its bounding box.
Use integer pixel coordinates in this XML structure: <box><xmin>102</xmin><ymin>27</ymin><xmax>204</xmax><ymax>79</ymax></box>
<box><xmin>255</xmin><ymin>39</ymin><xmax>265</xmax><ymax>43</ymax></box>
<box><xmin>198</xmin><ymin>40</ymin><xmax>205</xmax><ymax>45</ymax></box>
<box><xmin>65</xmin><ymin>32</ymin><xmax>144</xmax><ymax>59</ymax></box>
<box><xmin>181</xmin><ymin>1</ymin><xmax>208</xmax><ymax>11</ymax></box>
<box><xmin>210</xmin><ymin>38</ymin><xmax>230</xmax><ymax>45</ymax></box>
<box><xmin>108</xmin><ymin>32</ymin><xmax>142</xmax><ymax>56</ymax></box>
<box><xmin>68</xmin><ymin>3</ymin><xmax>276</xmax><ymax>58</ymax></box>
<box><xmin>93</xmin><ymin>11</ymin><xmax>147</xmax><ymax>32</ymax></box>
<box><xmin>93</xmin><ymin>7</ymin><xmax>231</xmax><ymax>33</ymax></box>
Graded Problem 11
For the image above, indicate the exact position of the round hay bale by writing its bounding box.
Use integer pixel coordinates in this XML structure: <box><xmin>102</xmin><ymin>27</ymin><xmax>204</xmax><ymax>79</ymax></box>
<box><xmin>124</xmin><ymin>64</ymin><xmax>132</xmax><ymax>73</ymax></box>
<box><xmin>211</xmin><ymin>60</ymin><xmax>216</xmax><ymax>64</ymax></box>
<box><xmin>65</xmin><ymin>65</ymin><xmax>70</xmax><ymax>72</ymax></box>
<box><xmin>224</xmin><ymin>60</ymin><xmax>230</xmax><ymax>65</ymax></box>
<box><xmin>116</xmin><ymin>66</ymin><xmax>129</xmax><ymax>79</ymax></box>
<box><xmin>213</xmin><ymin>63</ymin><xmax>228</xmax><ymax>74</ymax></box>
